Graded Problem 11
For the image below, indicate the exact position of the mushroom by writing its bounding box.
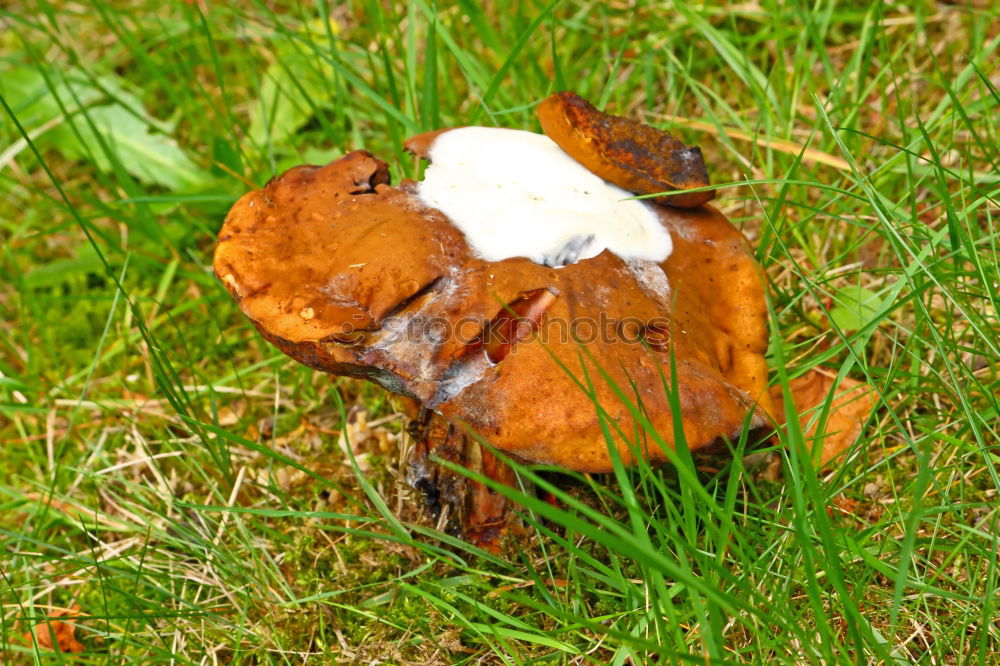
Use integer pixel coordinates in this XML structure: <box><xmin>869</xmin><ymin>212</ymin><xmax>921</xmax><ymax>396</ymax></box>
<box><xmin>214</xmin><ymin>92</ymin><xmax>774</xmax><ymax>547</ymax></box>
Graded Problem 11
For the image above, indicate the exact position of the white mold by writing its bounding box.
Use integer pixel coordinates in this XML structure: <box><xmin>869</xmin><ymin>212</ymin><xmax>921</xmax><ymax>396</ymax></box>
<box><xmin>416</xmin><ymin>127</ymin><xmax>672</xmax><ymax>267</ymax></box>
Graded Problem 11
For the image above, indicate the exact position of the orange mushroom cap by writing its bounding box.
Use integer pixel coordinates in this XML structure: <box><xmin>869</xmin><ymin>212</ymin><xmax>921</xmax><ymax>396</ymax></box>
<box><xmin>214</xmin><ymin>95</ymin><xmax>773</xmax><ymax>473</ymax></box>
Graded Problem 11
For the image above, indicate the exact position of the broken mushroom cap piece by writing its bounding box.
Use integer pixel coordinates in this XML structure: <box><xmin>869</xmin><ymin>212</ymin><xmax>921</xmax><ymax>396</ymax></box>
<box><xmin>537</xmin><ymin>91</ymin><xmax>715</xmax><ymax>208</ymax></box>
<box><xmin>214</xmin><ymin>131</ymin><xmax>771</xmax><ymax>474</ymax></box>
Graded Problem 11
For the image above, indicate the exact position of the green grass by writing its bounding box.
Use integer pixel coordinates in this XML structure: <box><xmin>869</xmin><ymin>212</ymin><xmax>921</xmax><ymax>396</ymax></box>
<box><xmin>1</xmin><ymin>0</ymin><xmax>998</xmax><ymax>662</ymax></box>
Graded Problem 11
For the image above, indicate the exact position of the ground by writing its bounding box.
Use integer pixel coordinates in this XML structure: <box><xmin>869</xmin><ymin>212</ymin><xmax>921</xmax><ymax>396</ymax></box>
<box><xmin>0</xmin><ymin>1</ymin><xmax>998</xmax><ymax>663</ymax></box>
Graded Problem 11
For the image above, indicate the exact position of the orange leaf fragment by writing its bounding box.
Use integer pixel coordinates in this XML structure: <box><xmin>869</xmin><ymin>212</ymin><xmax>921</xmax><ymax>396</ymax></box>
<box><xmin>771</xmin><ymin>370</ymin><xmax>877</xmax><ymax>467</ymax></box>
<box><xmin>25</xmin><ymin>604</ymin><xmax>85</xmax><ymax>654</ymax></box>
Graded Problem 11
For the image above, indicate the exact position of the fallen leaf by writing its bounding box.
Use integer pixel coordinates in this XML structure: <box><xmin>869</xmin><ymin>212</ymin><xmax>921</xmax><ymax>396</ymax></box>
<box><xmin>337</xmin><ymin>408</ymin><xmax>374</xmax><ymax>472</ymax></box>
<box><xmin>828</xmin><ymin>285</ymin><xmax>884</xmax><ymax>332</ymax></box>
<box><xmin>771</xmin><ymin>370</ymin><xmax>877</xmax><ymax>467</ymax></box>
<box><xmin>335</xmin><ymin>409</ymin><xmax>397</xmax><ymax>472</ymax></box>
<box><xmin>827</xmin><ymin>495</ymin><xmax>860</xmax><ymax>519</ymax></box>
<box><xmin>273</xmin><ymin>466</ymin><xmax>308</xmax><ymax>490</ymax></box>
<box><xmin>761</xmin><ymin>452</ymin><xmax>783</xmax><ymax>482</ymax></box>
<box><xmin>216</xmin><ymin>401</ymin><xmax>244</xmax><ymax>427</ymax></box>
<box><xmin>25</xmin><ymin>604</ymin><xmax>85</xmax><ymax>654</ymax></box>
<box><xmin>487</xmin><ymin>578</ymin><xmax>569</xmax><ymax>597</ymax></box>
<box><xmin>50</xmin><ymin>104</ymin><xmax>211</xmax><ymax>191</ymax></box>
<box><xmin>248</xmin><ymin>19</ymin><xmax>343</xmax><ymax>147</ymax></box>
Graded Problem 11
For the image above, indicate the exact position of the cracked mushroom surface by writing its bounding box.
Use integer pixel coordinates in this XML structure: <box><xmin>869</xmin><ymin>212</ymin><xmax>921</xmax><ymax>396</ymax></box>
<box><xmin>214</xmin><ymin>95</ymin><xmax>773</xmax><ymax>474</ymax></box>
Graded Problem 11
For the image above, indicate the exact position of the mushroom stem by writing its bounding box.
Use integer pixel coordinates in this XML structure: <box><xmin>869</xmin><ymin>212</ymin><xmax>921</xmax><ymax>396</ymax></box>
<box><xmin>406</xmin><ymin>410</ymin><xmax>525</xmax><ymax>550</ymax></box>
